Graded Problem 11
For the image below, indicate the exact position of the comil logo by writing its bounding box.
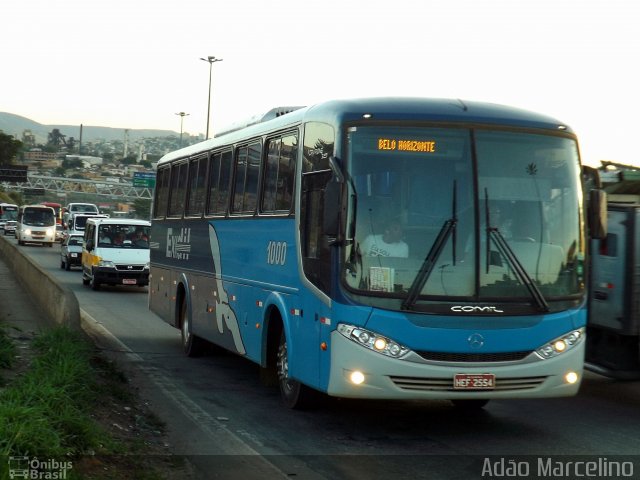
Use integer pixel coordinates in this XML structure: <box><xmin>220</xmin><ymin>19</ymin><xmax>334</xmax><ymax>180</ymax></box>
<box><xmin>451</xmin><ymin>305</ymin><xmax>504</xmax><ymax>313</ymax></box>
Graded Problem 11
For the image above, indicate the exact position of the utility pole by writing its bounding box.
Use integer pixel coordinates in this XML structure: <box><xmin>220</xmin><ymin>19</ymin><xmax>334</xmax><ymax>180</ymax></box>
<box><xmin>175</xmin><ymin>112</ymin><xmax>190</xmax><ymax>147</ymax></box>
<box><xmin>200</xmin><ymin>55</ymin><xmax>223</xmax><ymax>139</ymax></box>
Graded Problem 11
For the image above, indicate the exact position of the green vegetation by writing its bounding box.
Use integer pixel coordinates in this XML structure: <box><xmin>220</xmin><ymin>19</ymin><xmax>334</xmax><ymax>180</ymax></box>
<box><xmin>0</xmin><ymin>327</ymin><xmax>103</xmax><ymax>459</ymax></box>
<box><xmin>0</xmin><ymin>326</ymin><xmax>15</xmax><ymax>371</ymax></box>
<box><xmin>0</xmin><ymin>133</ymin><xmax>23</xmax><ymax>166</ymax></box>
<box><xmin>0</xmin><ymin>326</ymin><xmax>190</xmax><ymax>479</ymax></box>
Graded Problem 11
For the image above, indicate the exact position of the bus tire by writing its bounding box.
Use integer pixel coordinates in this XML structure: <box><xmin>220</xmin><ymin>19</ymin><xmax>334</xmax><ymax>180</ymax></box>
<box><xmin>450</xmin><ymin>399</ymin><xmax>489</xmax><ymax>410</ymax></box>
<box><xmin>180</xmin><ymin>297</ymin><xmax>205</xmax><ymax>357</ymax></box>
<box><xmin>276</xmin><ymin>331</ymin><xmax>319</xmax><ymax>409</ymax></box>
<box><xmin>60</xmin><ymin>260</ymin><xmax>65</xmax><ymax>269</ymax></box>
<box><xmin>82</xmin><ymin>273</ymin><xmax>90</xmax><ymax>286</ymax></box>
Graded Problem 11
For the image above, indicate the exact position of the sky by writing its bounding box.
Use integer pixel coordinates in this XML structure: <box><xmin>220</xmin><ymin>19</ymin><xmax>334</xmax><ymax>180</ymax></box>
<box><xmin>2</xmin><ymin>0</ymin><xmax>638</xmax><ymax>167</ymax></box>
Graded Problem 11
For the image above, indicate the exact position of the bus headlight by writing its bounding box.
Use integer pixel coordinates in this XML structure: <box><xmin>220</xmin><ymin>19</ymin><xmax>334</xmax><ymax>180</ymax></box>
<box><xmin>535</xmin><ymin>328</ymin><xmax>584</xmax><ymax>360</ymax></box>
<box><xmin>337</xmin><ymin>324</ymin><xmax>410</xmax><ymax>359</ymax></box>
<box><xmin>46</xmin><ymin>228</ymin><xmax>53</xmax><ymax>236</ymax></box>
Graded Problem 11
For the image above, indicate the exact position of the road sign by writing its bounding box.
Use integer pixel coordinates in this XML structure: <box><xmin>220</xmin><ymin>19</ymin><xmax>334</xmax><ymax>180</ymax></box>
<box><xmin>132</xmin><ymin>172</ymin><xmax>156</xmax><ymax>188</ymax></box>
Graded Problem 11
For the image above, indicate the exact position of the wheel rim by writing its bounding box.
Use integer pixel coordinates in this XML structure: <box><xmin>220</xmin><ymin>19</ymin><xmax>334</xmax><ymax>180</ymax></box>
<box><xmin>277</xmin><ymin>336</ymin><xmax>294</xmax><ymax>394</ymax></box>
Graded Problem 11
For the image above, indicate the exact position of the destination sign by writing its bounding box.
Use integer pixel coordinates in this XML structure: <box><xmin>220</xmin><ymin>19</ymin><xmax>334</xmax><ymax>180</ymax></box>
<box><xmin>378</xmin><ymin>138</ymin><xmax>436</xmax><ymax>153</ymax></box>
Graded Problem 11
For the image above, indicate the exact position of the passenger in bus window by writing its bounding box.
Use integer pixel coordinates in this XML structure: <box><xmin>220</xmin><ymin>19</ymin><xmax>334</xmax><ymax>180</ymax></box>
<box><xmin>361</xmin><ymin>218</ymin><xmax>409</xmax><ymax>258</ymax></box>
<box><xmin>113</xmin><ymin>232</ymin><xmax>125</xmax><ymax>246</ymax></box>
<box><xmin>132</xmin><ymin>228</ymin><xmax>148</xmax><ymax>246</ymax></box>
<box><xmin>99</xmin><ymin>230</ymin><xmax>112</xmax><ymax>245</ymax></box>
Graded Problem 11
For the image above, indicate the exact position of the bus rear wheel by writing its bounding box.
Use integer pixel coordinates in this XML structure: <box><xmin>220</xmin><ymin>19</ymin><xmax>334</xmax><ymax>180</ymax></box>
<box><xmin>276</xmin><ymin>331</ymin><xmax>319</xmax><ymax>409</ymax></box>
<box><xmin>180</xmin><ymin>298</ymin><xmax>205</xmax><ymax>357</ymax></box>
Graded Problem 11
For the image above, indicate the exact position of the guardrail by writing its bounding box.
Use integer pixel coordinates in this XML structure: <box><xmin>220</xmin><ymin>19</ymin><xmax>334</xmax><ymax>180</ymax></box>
<box><xmin>0</xmin><ymin>234</ymin><xmax>81</xmax><ymax>330</ymax></box>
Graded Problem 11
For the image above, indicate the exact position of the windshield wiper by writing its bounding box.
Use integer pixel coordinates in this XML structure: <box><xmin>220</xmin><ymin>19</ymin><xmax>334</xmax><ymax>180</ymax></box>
<box><xmin>485</xmin><ymin>189</ymin><xmax>549</xmax><ymax>312</ymax></box>
<box><xmin>402</xmin><ymin>181</ymin><xmax>457</xmax><ymax>310</ymax></box>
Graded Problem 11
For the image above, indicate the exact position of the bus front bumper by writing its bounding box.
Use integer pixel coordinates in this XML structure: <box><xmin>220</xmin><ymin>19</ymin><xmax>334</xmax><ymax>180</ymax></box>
<box><xmin>326</xmin><ymin>331</ymin><xmax>584</xmax><ymax>400</ymax></box>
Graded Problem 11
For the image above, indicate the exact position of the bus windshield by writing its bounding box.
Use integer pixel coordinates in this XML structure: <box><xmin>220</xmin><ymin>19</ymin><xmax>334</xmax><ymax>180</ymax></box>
<box><xmin>23</xmin><ymin>208</ymin><xmax>56</xmax><ymax>226</ymax></box>
<box><xmin>0</xmin><ymin>205</ymin><xmax>18</xmax><ymax>222</ymax></box>
<box><xmin>343</xmin><ymin>126</ymin><xmax>584</xmax><ymax>309</ymax></box>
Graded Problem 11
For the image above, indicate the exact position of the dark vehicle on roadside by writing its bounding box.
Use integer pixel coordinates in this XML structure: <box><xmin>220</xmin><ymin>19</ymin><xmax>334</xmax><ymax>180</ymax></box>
<box><xmin>60</xmin><ymin>234</ymin><xmax>83</xmax><ymax>271</ymax></box>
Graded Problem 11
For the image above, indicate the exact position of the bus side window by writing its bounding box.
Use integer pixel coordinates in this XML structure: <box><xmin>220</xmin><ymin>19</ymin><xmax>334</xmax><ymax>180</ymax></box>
<box><xmin>262</xmin><ymin>133</ymin><xmax>297</xmax><ymax>213</ymax></box>
<box><xmin>153</xmin><ymin>167</ymin><xmax>170</xmax><ymax>219</ymax></box>
<box><xmin>232</xmin><ymin>142</ymin><xmax>261</xmax><ymax>214</ymax></box>
<box><xmin>186</xmin><ymin>154</ymin><xmax>208</xmax><ymax>217</ymax></box>
<box><xmin>207</xmin><ymin>150</ymin><xmax>233</xmax><ymax>215</ymax></box>
<box><xmin>168</xmin><ymin>161</ymin><xmax>188</xmax><ymax>217</ymax></box>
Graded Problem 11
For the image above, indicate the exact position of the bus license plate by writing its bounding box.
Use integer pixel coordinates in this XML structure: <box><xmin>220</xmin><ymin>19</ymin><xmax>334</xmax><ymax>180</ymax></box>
<box><xmin>453</xmin><ymin>373</ymin><xmax>495</xmax><ymax>390</ymax></box>
<box><xmin>122</xmin><ymin>279</ymin><xmax>137</xmax><ymax>285</ymax></box>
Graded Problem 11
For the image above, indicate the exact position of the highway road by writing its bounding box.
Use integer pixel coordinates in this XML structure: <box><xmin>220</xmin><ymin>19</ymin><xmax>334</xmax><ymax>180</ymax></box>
<box><xmin>16</xmin><ymin>241</ymin><xmax>640</xmax><ymax>479</ymax></box>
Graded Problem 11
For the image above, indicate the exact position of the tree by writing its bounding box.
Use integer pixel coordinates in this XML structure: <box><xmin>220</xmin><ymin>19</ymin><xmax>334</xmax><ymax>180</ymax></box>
<box><xmin>0</xmin><ymin>132</ymin><xmax>23</xmax><ymax>166</ymax></box>
<box><xmin>62</xmin><ymin>158</ymin><xmax>83</xmax><ymax>170</ymax></box>
<box><xmin>133</xmin><ymin>198</ymin><xmax>151</xmax><ymax>220</ymax></box>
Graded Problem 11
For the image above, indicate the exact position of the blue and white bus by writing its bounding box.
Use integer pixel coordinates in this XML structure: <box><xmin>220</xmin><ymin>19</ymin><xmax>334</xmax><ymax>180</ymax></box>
<box><xmin>150</xmin><ymin>97</ymin><xmax>597</xmax><ymax>409</ymax></box>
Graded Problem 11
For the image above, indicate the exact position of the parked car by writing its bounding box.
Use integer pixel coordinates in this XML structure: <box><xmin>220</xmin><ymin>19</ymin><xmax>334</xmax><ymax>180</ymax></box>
<box><xmin>60</xmin><ymin>234</ymin><xmax>84</xmax><ymax>271</ymax></box>
<box><xmin>3</xmin><ymin>220</ymin><xmax>16</xmax><ymax>236</ymax></box>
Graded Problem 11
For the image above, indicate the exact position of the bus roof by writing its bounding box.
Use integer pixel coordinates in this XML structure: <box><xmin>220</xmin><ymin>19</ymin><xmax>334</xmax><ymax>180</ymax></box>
<box><xmin>86</xmin><ymin>218</ymin><xmax>150</xmax><ymax>227</ymax></box>
<box><xmin>157</xmin><ymin>97</ymin><xmax>574</xmax><ymax>166</ymax></box>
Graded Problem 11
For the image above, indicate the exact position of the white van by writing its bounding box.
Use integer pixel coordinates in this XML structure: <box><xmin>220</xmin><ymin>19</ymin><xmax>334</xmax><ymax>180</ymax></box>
<box><xmin>81</xmin><ymin>218</ymin><xmax>151</xmax><ymax>290</ymax></box>
<box><xmin>64</xmin><ymin>213</ymin><xmax>108</xmax><ymax>242</ymax></box>
<box><xmin>16</xmin><ymin>205</ymin><xmax>57</xmax><ymax>247</ymax></box>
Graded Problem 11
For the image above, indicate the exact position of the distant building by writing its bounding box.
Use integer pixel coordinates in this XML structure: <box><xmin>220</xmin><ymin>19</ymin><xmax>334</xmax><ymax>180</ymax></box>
<box><xmin>65</xmin><ymin>154</ymin><xmax>103</xmax><ymax>166</ymax></box>
<box><xmin>23</xmin><ymin>149</ymin><xmax>58</xmax><ymax>165</ymax></box>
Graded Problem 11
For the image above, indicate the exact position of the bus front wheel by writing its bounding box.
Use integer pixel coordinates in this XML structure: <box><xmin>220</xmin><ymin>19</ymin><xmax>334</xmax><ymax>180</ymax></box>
<box><xmin>276</xmin><ymin>331</ymin><xmax>319</xmax><ymax>409</ymax></box>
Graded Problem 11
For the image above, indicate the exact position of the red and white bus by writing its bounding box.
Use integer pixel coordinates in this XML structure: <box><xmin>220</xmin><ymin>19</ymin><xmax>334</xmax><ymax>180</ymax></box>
<box><xmin>40</xmin><ymin>202</ymin><xmax>63</xmax><ymax>225</ymax></box>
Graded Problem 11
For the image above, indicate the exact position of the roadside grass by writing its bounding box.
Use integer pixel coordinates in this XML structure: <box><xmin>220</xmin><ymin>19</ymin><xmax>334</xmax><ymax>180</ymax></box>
<box><xmin>0</xmin><ymin>325</ymin><xmax>192</xmax><ymax>480</ymax></box>
<box><xmin>0</xmin><ymin>326</ymin><xmax>15</xmax><ymax>371</ymax></box>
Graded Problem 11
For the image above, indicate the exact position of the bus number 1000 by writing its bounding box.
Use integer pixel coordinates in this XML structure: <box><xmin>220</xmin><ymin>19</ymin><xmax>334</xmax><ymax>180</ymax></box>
<box><xmin>267</xmin><ymin>241</ymin><xmax>287</xmax><ymax>266</ymax></box>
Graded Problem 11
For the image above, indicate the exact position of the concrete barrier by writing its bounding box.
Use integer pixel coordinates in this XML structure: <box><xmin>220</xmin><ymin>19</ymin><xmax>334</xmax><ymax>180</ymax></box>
<box><xmin>0</xmin><ymin>234</ymin><xmax>81</xmax><ymax>330</ymax></box>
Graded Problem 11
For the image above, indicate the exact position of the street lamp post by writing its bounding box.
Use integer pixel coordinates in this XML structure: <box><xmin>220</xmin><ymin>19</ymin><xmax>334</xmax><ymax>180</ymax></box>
<box><xmin>200</xmin><ymin>55</ymin><xmax>223</xmax><ymax>139</ymax></box>
<box><xmin>175</xmin><ymin>112</ymin><xmax>189</xmax><ymax>147</ymax></box>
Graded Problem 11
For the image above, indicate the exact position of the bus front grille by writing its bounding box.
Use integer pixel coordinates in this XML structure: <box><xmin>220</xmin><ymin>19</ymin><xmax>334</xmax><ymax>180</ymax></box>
<box><xmin>389</xmin><ymin>375</ymin><xmax>547</xmax><ymax>392</ymax></box>
<box><xmin>415</xmin><ymin>350</ymin><xmax>532</xmax><ymax>362</ymax></box>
